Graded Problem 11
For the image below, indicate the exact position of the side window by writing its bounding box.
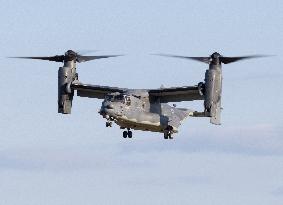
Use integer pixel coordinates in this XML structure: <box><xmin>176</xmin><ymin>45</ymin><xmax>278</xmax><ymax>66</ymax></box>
<box><xmin>105</xmin><ymin>95</ymin><xmax>113</xmax><ymax>101</ymax></box>
<box><xmin>115</xmin><ymin>94</ymin><xmax>124</xmax><ymax>102</ymax></box>
<box><xmin>125</xmin><ymin>96</ymin><xmax>131</xmax><ymax>106</ymax></box>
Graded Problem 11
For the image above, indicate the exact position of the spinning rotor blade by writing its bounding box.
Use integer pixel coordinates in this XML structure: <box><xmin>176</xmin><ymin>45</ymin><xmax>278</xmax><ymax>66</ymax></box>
<box><xmin>219</xmin><ymin>55</ymin><xmax>269</xmax><ymax>64</ymax></box>
<box><xmin>76</xmin><ymin>55</ymin><xmax>123</xmax><ymax>63</ymax></box>
<box><xmin>75</xmin><ymin>49</ymin><xmax>99</xmax><ymax>55</ymax></box>
<box><xmin>155</xmin><ymin>54</ymin><xmax>211</xmax><ymax>64</ymax></box>
<box><xmin>9</xmin><ymin>55</ymin><xmax>64</xmax><ymax>62</ymax></box>
<box><xmin>9</xmin><ymin>50</ymin><xmax>123</xmax><ymax>63</ymax></box>
<box><xmin>156</xmin><ymin>53</ymin><xmax>271</xmax><ymax>65</ymax></box>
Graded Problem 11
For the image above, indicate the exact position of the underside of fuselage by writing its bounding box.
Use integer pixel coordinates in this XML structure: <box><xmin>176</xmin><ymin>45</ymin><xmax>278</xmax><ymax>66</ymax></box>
<box><xmin>99</xmin><ymin>91</ymin><xmax>192</xmax><ymax>136</ymax></box>
<box><xmin>113</xmin><ymin>115</ymin><xmax>178</xmax><ymax>133</ymax></box>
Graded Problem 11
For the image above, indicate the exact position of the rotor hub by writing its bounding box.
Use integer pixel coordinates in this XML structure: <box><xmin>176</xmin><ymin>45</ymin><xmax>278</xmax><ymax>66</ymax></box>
<box><xmin>64</xmin><ymin>50</ymin><xmax>77</xmax><ymax>62</ymax></box>
<box><xmin>210</xmin><ymin>52</ymin><xmax>222</xmax><ymax>65</ymax></box>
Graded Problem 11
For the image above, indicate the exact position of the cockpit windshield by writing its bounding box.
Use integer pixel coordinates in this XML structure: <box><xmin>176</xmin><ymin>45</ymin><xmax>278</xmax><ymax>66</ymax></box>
<box><xmin>105</xmin><ymin>94</ymin><xmax>125</xmax><ymax>102</ymax></box>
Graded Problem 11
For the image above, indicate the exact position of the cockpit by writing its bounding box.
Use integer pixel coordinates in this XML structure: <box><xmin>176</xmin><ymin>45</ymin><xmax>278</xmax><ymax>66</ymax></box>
<box><xmin>105</xmin><ymin>93</ymin><xmax>131</xmax><ymax>105</ymax></box>
<box><xmin>105</xmin><ymin>93</ymin><xmax>125</xmax><ymax>102</ymax></box>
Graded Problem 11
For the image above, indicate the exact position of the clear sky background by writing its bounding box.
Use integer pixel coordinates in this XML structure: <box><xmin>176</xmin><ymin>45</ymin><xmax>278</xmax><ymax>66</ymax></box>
<box><xmin>0</xmin><ymin>0</ymin><xmax>283</xmax><ymax>204</ymax></box>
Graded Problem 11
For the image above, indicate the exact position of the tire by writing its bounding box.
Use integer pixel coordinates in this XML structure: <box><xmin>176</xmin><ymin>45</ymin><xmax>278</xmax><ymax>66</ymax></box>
<box><xmin>164</xmin><ymin>133</ymin><xmax>168</xmax><ymax>139</ymax></box>
<box><xmin>123</xmin><ymin>131</ymin><xmax>128</xmax><ymax>138</ymax></box>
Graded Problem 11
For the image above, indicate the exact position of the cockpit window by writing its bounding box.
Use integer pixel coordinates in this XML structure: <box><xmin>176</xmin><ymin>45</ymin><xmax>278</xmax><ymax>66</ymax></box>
<box><xmin>105</xmin><ymin>95</ymin><xmax>114</xmax><ymax>101</ymax></box>
<box><xmin>115</xmin><ymin>94</ymin><xmax>124</xmax><ymax>101</ymax></box>
<box><xmin>105</xmin><ymin>94</ymin><xmax>125</xmax><ymax>102</ymax></box>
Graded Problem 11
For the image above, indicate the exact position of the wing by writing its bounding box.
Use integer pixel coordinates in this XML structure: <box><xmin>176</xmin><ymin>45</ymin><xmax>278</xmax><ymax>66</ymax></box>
<box><xmin>71</xmin><ymin>81</ymin><xmax>127</xmax><ymax>99</ymax></box>
<box><xmin>148</xmin><ymin>85</ymin><xmax>204</xmax><ymax>103</ymax></box>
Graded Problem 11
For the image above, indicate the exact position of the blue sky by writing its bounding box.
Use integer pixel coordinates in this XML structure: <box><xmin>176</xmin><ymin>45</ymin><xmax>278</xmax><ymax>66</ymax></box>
<box><xmin>0</xmin><ymin>0</ymin><xmax>283</xmax><ymax>204</ymax></box>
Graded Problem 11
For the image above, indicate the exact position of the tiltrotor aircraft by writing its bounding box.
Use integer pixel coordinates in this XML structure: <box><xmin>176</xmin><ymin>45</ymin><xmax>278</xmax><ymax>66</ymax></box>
<box><xmin>12</xmin><ymin>50</ymin><xmax>265</xmax><ymax>139</ymax></box>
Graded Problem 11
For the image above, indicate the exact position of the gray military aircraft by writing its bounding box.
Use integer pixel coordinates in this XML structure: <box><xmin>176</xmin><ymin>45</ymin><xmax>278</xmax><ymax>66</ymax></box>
<box><xmin>12</xmin><ymin>50</ymin><xmax>266</xmax><ymax>139</ymax></box>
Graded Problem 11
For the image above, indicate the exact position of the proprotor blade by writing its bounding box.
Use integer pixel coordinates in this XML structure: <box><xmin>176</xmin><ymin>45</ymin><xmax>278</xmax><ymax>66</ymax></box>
<box><xmin>75</xmin><ymin>50</ymin><xmax>99</xmax><ymax>55</ymax></box>
<box><xmin>219</xmin><ymin>55</ymin><xmax>270</xmax><ymax>64</ymax></box>
<box><xmin>155</xmin><ymin>54</ymin><xmax>211</xmax><ymax>64</ymax></box>
<box><xmin>9</xmin><ymin>51</ymin><xmax>123</xmax><ymax>63</ymax></box>
<box><xmin>9</xmin><ymin>55</ymin><xmax>64</xmax><ymax>62</ymax></box>
<box><xmin>76</xmin><ymin>55</ymin><xmax>123</xmax><ymax>63</ymax></box>
<box><xmin>155</xmin><ymin>53</ymin><xmax>271</xmax><ymax>65</ymax></box>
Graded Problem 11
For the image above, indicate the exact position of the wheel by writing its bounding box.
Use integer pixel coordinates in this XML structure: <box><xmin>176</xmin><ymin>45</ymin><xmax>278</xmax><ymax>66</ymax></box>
<box><xmin>123</xmin><ymin>131</ymin><xmax>128</xmax><ymax>138</ymax></box>
<box><xmin>106</xmin><ymin>121</ymin><xmax>112</xmax><ymax>127</ymax></box>
<box><xmin>164</xmin><ymin>132</ymin><xmax>168</xmax><ymax>139</ymax></box>
<box><xmin>164</xmin><ymin>131</ymin><xmax>173</xmax><ymax>139</ymax></box>
<box><xmin>128</xmin><ymin>131</ymin><xmax>132</xmax><ymax>138</ymax></box>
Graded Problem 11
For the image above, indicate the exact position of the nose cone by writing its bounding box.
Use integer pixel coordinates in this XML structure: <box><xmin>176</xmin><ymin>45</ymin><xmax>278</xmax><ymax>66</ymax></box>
<box><xmin>105</xmin><ymin>104</ymin><xmax>114</xmax><ymax>109</ymax></box>
<box><xmin>102</xmin><ymin>101</ymin><xmax>114</xmax><ymax>109</ymax></box>
<box><xmin>99</xmin><ymin>101</ymin><xmax>114</xmax><ymax>116</ymax></box>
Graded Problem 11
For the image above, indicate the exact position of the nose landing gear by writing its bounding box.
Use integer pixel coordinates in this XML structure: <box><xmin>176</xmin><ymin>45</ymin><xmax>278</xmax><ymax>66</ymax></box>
<box><xmin>106</xmin><ymin>121</ymin><xmax>112</xmax><ymax>127</ymax></box>
<box><xmin>105</xmin><ymin>116</ymin><xmax>114</xmax><ymax>128</ymax></box>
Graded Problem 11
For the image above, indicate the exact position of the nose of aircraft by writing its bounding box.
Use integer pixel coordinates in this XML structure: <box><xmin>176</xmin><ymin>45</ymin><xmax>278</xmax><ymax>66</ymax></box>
<box><xmin>105</xmin><ymin>104</ymin><xmax>114</xmax><ymax>109</ymax></box>
<box><xmin>99</xmin><ymin>101</ymin><xmax>114</xmax><ymax>116</ymax></box>
<box><xmin>102</xmin><ymin>101</ymin><xmax>114</xmax><ymax>109</ymax></box>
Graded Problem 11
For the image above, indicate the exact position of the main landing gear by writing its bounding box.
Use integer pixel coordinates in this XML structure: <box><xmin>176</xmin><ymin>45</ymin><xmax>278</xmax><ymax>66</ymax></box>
<box><xmin>164</xmin><ymin>131</ymin><xmax>173</xmax><ymax>139</ymax></box>
<box><xmin>123</xmin><ymin>128</ymin><xmax>132</xmax><ymax>138</ymax></box>
<box><xmin>164</xmin><ymin>126</ymin><xmax>174</xmax><ymax>139</ymax></box>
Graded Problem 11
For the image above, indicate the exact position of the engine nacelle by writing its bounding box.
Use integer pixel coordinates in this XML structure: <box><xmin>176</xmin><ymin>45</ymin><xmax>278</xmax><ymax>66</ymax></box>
<box><xmin>58</xmin><ymin>67</ymin><xmax>75</xmax><ymax>114</ymax></box>
<box><xmin>204</xmin><ymin>68</ymin><xmax>222</xmax><ymax>125</ymax></box>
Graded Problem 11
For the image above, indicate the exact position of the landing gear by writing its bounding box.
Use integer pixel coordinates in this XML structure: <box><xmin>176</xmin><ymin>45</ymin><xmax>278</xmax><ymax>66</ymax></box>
<box><xmin>122</xmin><ymin>129</ymin><xmax>133</xmax><ymax>138</ymax></box>
<box><xmin>106</xmin><ymin>121</ymin><xmax>112</xmax><ymax>127</ymax></box>
<box><xmin>164</xmin><ymin>131</ymin><xmax>173</xmax><ymax>139</ymax></box>
<box><xmin>128</xmin><ymin>131</ymin><xmax>132</xmax><ymax>138</ymax></box>
<box><xmin>123</xmin><ymin>131</ymin><xmax>128</xmax><ymax>138</ymax></box>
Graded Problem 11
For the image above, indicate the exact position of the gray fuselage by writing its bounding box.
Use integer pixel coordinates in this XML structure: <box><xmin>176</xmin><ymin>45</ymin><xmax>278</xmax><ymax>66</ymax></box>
<box><xmin>99</xmin><ymin>90</ymin><xmax>191</xmax><ymax>133</ymax></box>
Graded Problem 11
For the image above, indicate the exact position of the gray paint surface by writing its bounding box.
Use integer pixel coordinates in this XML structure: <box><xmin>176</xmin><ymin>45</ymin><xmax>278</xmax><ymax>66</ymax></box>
<box><xmin>1</xmin><ymin>1</ymin><xmax>283</xmax><ymax>205</ymax></box>
<box><xmin>15</xmin><ymin>50</ymin><xmax>264</xmax><ymax>138</ymax></box>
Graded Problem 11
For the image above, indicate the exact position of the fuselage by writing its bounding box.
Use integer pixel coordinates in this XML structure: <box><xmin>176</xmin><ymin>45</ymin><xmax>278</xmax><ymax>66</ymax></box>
<box><xmin>99</xmin><ymin>90</ymin><xmax>191</xmax><ymax>133</ymax></box>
